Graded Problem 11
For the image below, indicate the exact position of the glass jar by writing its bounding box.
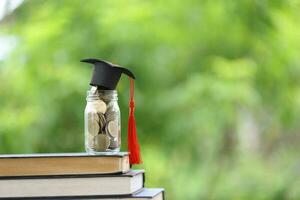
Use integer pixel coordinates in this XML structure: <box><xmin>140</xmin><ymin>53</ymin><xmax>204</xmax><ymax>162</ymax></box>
<box><xmin>84</xmin><ymin>88</ymin><xmax>121</xmax><ymax>154</ymax></box>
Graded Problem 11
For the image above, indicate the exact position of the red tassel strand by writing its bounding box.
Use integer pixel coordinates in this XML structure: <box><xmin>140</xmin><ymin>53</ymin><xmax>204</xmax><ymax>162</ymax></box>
<box><xmin>127</xmin><ymin>78</ymin><xmax>142</xmax><ymax>164</ymax></box>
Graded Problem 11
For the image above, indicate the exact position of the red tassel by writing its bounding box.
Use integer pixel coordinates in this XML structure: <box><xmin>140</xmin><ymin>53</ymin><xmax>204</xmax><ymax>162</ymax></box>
<box><xmin>127</xmin><ymin>78</ymin><xmax>142</xmax><ymax>164</ymax></box>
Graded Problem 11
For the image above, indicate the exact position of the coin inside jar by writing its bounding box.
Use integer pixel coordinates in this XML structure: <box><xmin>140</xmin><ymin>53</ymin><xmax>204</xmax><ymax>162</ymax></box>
<box><xmin>91</xmin><ymin>100</ymin><xmax>107</xmax><ymax>114</ymax></box>
<box><xmin>109</xmin><ymin>138</ymin><xmax>119</xmax><ymax>149</ymax></box>
<box><xmin>106</xmin><ymin>120</ymin><xmax>119</xmax><ymax>138</ymax></box>
<box><xmin>95</xmin><ymin>134</ymin><xmax>110</xmax><ymax>151</ymax></box>
<box><xmin>87</xmin><ymin>112</ymin><xmax>100</xmax><ymax>136</ymax></box>
<box><xmin>105</xmin><ymin>110</ymin><xmax>118</xmax><ymax>122</ymax></box>
<box><xmin>98</xmin><ymin>113</ymin><xmax>106</xmax><ymax>132</ymax></box>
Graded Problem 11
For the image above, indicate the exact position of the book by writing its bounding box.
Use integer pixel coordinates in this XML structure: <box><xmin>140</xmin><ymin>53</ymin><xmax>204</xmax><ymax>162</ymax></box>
<box><xmin>132</xmin><ymin>188</ymin><xmax>164</xmax><ymax>200</ymax></box>
<box><xmin>91</xmin><ymin>188</ymin><xmax>165</xmax><ymax>200</ymax></box>
<box><xmin>6</xmin><ymin>188</ymin><xmax>165</xmax><ymax>199</ymax></box>
<box><xmin>0</xmin><ymin>152</ymin><xmax>129</xmax><ymax>176</ymax></box>
<box><xmin>0</xmin><ymin>170</ymin><xmax>144</xmax><ymax>198</ymax></box>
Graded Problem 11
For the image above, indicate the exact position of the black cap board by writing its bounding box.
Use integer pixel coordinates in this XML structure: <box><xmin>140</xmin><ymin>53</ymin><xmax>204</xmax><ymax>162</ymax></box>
<box><xmin>81</xmin><ymin>58</ymin><xmax>135</xmax><ymax>90</ymax></box>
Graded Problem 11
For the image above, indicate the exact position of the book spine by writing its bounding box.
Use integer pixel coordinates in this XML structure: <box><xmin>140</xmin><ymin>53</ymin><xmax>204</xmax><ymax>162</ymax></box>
<box><xmin>142</xmin><ymin>172</ymin><xmax>145</xmax><ymax>188</ymax></box>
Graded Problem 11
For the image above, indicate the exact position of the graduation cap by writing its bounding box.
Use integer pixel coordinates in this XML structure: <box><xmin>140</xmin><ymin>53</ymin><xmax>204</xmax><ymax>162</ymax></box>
<box><xmin>81</xmin><ymin>58</ymin><xmax>142</xmax><ymax>165</ymax></box>
<box><xmin>81</xmin><ymin>58</ymin><xmax>135</xmax><ymax>89</ymax></box>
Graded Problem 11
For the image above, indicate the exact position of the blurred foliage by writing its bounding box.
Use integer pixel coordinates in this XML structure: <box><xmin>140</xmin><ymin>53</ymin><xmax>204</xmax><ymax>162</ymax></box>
<box><xmin>1</xmin><ymin>0</ymin><xmax>300</xmax><ymax>199</ymax></box>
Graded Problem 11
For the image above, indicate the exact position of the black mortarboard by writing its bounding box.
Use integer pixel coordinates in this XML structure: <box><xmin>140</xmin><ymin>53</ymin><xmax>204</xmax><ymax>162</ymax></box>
<box><xmin>80</xmin><ymin>58</ymin><xmax>135</xmax><ymax>90</ymax></box>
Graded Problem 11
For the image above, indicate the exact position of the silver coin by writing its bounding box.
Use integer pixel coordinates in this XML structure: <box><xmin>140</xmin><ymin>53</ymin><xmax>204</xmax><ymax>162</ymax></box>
<box><xmin>105</xmin><ymin>110</ymin><xmax>118</xmax><ymax>122</ymax></box>
<box><xmin>87</xmin><ymin>112</ymin><xmax>99</xmax><ymax>122</ymax></box>
<box><xmin>107</xmin><ymin>120</ymin><xmax>119</xmax><ymax>138</ymax></box>
<box><xmin>98</xmin><ymin>113</ymin><xmax>106</xmax><ymax>132</ymax></box>
<box><xmin>87</xmin><ymin>112</ymin><xmax>100</xmax><ymax>136</ymax></box>
<box><xmin>91</xmin><ymin>100</ymin><xmax>107</xmax><ymax>114</ymax></box>
<box><xmin>95</xmin><ymin>134</ymin><xmax>110</xmax><ymax>151</ymax></box>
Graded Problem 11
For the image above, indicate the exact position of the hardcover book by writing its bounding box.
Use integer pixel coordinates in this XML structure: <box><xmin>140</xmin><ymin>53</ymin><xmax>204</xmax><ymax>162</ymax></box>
<box><xmin>0</xmin><ymin>152</ymin><xmax>129</xmax><ymax>176</ymax></box>
<box><xmin>0</xmin><ymin>170</ymin><xmax>144</xmax><ymax>198</ymax></box>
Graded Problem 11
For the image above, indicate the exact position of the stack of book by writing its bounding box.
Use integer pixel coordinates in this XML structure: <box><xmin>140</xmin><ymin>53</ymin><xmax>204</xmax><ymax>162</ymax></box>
<box><xmin>0</xmin><ymin>152</ymin><xmax>164</xmax><ymax>199</ymax></box>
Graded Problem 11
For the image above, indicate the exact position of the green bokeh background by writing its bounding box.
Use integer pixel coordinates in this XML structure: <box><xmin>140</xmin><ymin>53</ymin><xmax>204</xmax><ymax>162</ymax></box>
<box><xmin>1</xmin><ymin>0</ymin><xmax>300</xmax><ymax>199</ymax></box>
